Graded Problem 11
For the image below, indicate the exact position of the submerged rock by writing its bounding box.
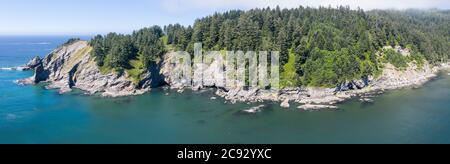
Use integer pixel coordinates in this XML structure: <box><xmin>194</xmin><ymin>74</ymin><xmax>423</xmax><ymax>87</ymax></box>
<box><xmin>242</xmin><ymin>105</ymin><xmax>265</xmax><ymax>114</ymax></box>
<box><xmin>280</xmin><ymin>99</ymin><xmax>290</xmax><ymax>108</ymax></box>
<box><xmin>298</xmin><ymin>104</ymin><xmax>338</xmax><ymax>110</ymax></box>
<box><xmin>359</xmin><ymin>98</ymin><xmax>374</xmax><ymax>103</ymax></box>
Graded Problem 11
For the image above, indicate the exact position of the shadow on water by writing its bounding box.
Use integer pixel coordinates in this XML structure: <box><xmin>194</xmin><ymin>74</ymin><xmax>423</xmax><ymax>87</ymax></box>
<box><xmin>111</xmin><ymin>97</ymin><xmax>134</xmax><ymax>105</ymax></box>
<box><xmin>196</xmin><ymin>120</ymin><xmax>207</xmax><ymax>125</ymax></box>
<box><xmin>359</xmin><ymin>99</ymin><xmax>376</xmax><ymax>108</ymax></box>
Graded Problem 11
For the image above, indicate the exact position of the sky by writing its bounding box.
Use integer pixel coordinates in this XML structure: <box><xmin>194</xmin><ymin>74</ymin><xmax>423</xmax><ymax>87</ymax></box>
<box><xmin>1</xmin><ymin>0</ymin><xmax>449</xmax><ymax>35</ymax></box>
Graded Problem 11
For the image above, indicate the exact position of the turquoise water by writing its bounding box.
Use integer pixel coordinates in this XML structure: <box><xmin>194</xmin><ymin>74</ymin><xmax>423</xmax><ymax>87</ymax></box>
<box><xmin>1</xmin><ymin>36</ymin><xmax>450</xmax><ymax>144</ymax></box>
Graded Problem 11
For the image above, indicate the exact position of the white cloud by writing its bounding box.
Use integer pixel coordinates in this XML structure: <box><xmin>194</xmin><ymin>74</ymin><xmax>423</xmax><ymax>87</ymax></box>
<box><xmin>161</xmin><ymin>0</ymin><xmax>450</xmax><ymax>13</ymax></box>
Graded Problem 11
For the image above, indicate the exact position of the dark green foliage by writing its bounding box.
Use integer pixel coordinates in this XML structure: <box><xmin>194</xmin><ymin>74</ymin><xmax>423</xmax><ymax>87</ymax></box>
<box><xmin>88</xmin><ymin>6</ymin><xmax>449</xmax><ymax>87</ymax></box>
<box><xmin>369</xmin><ymin>9</ymin><xmax>449</xmax><ymax>64</ymax></box>
<box><xmin>89</xmin><ymin>26</ymin><xmax>165</xmax><ymax>70</ymax></box>
<box><xmin>134</xmin><ymin>26</ymin><xmax>165</xmax><ymax>67</ymax></box>
<box><xmin>302</xmin><ymin>48</ymin><xmax>364</xmax><ymax>87</ymax></box>
<box><xmin>164</xmin><ymin>24</ymin><xmax>192</xmax><ymax>50</ymax></box>
<box><xmin>62</xmin><ymin>38</ymin><xmax>81</xmax><ymax>46</ymax></box>
<box><xmin>108</xmin><ymin>36</ymin><xmax>136</xmax><ymax>69</ymax></box>
<box><xmin>90</xmin><ymin>35</ymin><xmax>106</xmax><ymax>66</ymax></box>
<box><xmin>382</xmin><ymin>49</ymin><xmax>408</xmax><ymax>69</ymax></box>
<box><xmin>161</xmin><ymin>7</ymin><xmax>447</xmax><ymax>87</ymax></box>
<box><xmin>236</xmin><ymin>14</ymin><xmax>261</xmax><ymax>51</ymax></box>
<box><xmin>409</xmin><ymin>51</ymin><xmax>426</xmax><ymax>68</ymax></box>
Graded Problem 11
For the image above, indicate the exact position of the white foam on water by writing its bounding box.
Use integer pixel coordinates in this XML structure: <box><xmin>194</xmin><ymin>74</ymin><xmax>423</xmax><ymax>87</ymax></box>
<box><xmin>0</xmin><ymin>67</ymin><xmax>13</xmax><ymax>71</ymax></box>
<box><xmin>243</xmin><ymin>105</ymin><xmax>265</xmax><ymax>113</ymax></box>
<box><xmin>0</xmin><ymin>66</ymin><xmax>27</xmax><ymax>71</ymax></box>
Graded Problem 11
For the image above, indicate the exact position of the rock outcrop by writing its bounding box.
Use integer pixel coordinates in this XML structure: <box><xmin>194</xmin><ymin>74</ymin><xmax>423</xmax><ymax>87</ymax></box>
<box><xmin>1</xmin><ymin>56</ymin><xmax>42</xmax><ymax>71</ymax></box>
<box><xmin>25</xmin><ymin>56</ymin><xmax>42</xmax><ymax>69</ymax></box>
<box><xmin>370</xmin><ymin>63</ymin><xmax>437</xmax><ymax>90</ymax></box>
<box><xmin>280</xmin><ymin>99</ymin><xmax>290</xmax><ymax>108</ymax></box>
<box><xmin>17</xmin><ymin>41</ymin><xmax>165</xmax><ymax>97</ymax></box>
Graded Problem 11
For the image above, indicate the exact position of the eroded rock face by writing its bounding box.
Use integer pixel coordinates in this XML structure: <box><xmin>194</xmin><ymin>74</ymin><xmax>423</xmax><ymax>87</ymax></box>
<box><xmin>18</xmin><ymin>41</ymin><xmax>165</xmax><ymax>97</ymax></box>
<box><xmin>138</xmin><ymin>62</ymin><xmax>166</xmax><ymax>89</ymax></box>
<box><xmin>25</xmin><ymin>56</ymin><xmax>42</xmax><ymax>69</ymax></box>
<box><xmin>33</xmin><ymin>64</ymin><xmax>50</xmax><ymax>84</ymax></box>
<box><xmin>161</xmin><ymin>52</ymin><xmax>227</xmax><ymax>90</ymax></box>
<box><xmin>335</xmin><ymin>76</ymin><xmax>371</xmax><ymax>92</ymax></box>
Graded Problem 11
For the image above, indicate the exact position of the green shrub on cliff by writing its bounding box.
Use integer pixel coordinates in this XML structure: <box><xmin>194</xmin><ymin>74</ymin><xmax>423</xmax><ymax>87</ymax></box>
<box><xmin>280</xmin><ymin>49</ymin><xmax>300</xmax><ymax>87</ymax></box>
<box><xmin>382</xmin><ymin>49</ymin><xmax>408</xmax><ymax>69</ymax></box>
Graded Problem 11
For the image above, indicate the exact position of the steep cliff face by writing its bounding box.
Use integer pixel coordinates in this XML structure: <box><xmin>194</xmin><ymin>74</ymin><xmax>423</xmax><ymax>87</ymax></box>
<box><xmin>161</xmin><ymin>52</ymin><xmax>228</xmax><ymax>90</ymax></box>
<box><xmin>18</xmin><ymin>41</ymin><xmax>165</xmax><ymax>97</ymax></box>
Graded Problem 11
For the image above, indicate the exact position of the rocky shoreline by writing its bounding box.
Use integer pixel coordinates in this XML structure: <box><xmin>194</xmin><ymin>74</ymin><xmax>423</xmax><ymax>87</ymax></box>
<box><xmin>162</xmin><ymin>51</ymin><xmax>450</xmax><ymax>110</ymax></box>
<box><xmin>15</xmin><ymin>41</ymin><xmax>450</xmax><ymax>110</ymax></box>
<box><xmin>215</xmin><ymin>62</ymin><xmax>449</xmax><ymax>111</ymax></box>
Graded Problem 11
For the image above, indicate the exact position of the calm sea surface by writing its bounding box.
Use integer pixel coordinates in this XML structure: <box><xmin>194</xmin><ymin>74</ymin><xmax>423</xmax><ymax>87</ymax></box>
<box><xmin>1</xmin><ymin>36</ymin><xmax>449</xmax><ymax>144</ymax></box>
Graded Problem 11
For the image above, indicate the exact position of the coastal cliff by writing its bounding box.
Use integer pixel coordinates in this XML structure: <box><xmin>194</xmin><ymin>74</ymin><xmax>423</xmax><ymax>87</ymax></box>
<box><xmin>17</xmin><ymin>40</ymin><xmax>449</xmax><ymax>109</ymax></box>
<box><xmin>17</xmin><ymin>40</ymin><xmax>165</xmax><ymax>97</ymax></box>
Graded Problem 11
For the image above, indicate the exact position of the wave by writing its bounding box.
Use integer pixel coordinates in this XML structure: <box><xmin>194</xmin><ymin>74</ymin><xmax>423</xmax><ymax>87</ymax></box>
<box><xmin>0</xmin><ymin>66</ymin><xmax>28</xmax><ymax>71</ymax></box>
<box><xmin>0</xmin><ymin>67</ymin><xmax>13</xmax><ymax>70</ymax></box>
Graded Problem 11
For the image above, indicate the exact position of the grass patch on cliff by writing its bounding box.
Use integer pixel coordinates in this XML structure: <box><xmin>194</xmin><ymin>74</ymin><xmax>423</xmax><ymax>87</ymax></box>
<box><xmin>125</xmin><ymin>55</ymin><xmax>146</xmax><ymax>85</ymax></box>
<box><xmin>408</xmin><ymin>51</ymin><xmax>426</xmax><ymax>69</ymax></box>
<box><xmin>63</xmin><ymin>46</ymin><xmax>92</xmax><ymax>72</ymax></box>
<box><xmin>380</xmin><ymin>48</ymin><xmax>427</xmax><ymax>70</ymax></box>
<box><xmin>280</xmin><ymin>49</ymin><xmax>300</xmax><ymax>88</ymax></box>
<box><xmin>99</xmin><ymin>65</ymin><xmax>112</xmax><ymax>75</ymax></box>
<box><xmin>99</xmin><ymin>55</ymin><xmax>113</xmax><ymax>74</ymax></box>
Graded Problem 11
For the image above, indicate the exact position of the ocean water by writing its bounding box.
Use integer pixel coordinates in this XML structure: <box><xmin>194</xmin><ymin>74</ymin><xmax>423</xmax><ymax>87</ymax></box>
<box><xmin>1</xmin><ymin>36</ymin><xmax>450</xmax><ymax>144</ymax></box>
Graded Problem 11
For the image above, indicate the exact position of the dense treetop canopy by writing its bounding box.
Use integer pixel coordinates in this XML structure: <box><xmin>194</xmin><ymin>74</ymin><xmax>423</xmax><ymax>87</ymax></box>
<box><xmin>89</xmin><ymin>6</ymin><xmax>449</xmax><ymax>87</ymax></box>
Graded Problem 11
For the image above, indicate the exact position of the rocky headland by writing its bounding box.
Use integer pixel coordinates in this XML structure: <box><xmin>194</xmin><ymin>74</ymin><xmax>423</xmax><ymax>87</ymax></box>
<box><xmin>16</xmin><ymin>41</ymin><xmax>165</xmax><ymax>97</ymax></box>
